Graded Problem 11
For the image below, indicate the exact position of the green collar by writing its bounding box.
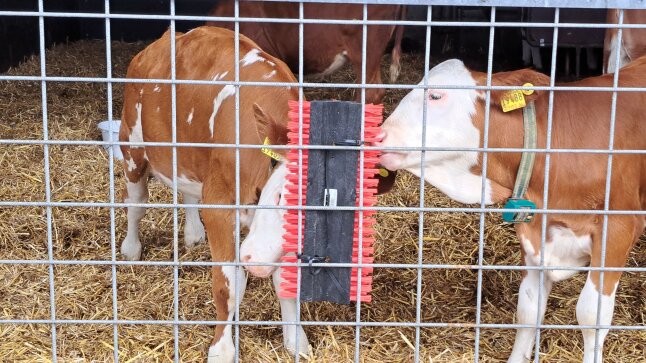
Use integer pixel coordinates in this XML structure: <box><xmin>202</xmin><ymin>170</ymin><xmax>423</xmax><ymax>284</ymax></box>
<box><xmin>502</xmin><ymin>101</ymin><xmax>538</xmax><ymax>223</ymax></box>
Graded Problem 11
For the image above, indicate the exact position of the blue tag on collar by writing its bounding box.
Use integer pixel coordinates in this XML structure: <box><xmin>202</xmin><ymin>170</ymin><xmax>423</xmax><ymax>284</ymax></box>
<box><xmin>502</xmin><ymin>198</ymin><xmax>537</xmax><ymax>223</ymax></box>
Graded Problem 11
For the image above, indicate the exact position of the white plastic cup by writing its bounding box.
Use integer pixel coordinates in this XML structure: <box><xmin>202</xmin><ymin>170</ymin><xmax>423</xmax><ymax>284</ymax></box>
<box><xmin>98</xmin><ymin>120</ymin><xmax>123</xmax><ymax>160</ymax></box>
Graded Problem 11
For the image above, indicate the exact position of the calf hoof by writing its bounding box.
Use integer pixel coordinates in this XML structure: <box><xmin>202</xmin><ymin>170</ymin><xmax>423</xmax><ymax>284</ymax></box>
<box><xmin>184</xmin><ymin>220</ymin><xmax>205</xmax><ymax>248</ymax></box>
<box><xmin>283</xmin><ymin>325</ymin><xmax>309</xmax><ymax>357</ymax></box>
<box><xmin>207</xmin><ymin>340</ymin><xmax>235</xmax><ymax>363</ymax></box>
<box><xmin>120</xmin><ymin>237</ymin><xmax>142</xmax><ymax>260</ymax></box>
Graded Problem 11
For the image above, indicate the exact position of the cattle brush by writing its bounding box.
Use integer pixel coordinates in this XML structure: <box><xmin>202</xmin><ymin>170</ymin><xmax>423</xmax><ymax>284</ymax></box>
<box><xmin>279</xmin><ymin>100</ymin><xmax>382</xmax><ymax>304</ymax></box>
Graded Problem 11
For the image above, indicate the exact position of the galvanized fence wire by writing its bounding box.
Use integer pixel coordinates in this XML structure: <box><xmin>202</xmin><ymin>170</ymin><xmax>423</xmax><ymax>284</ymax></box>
<box><xmin>532</xmin><ymin>7</ymin><xmax>562</xmax><ymax>362</ymax></box>
<box><xmin>33</xmin><ymin>0</ymin><xmax>58</xmax><ymax>359</ymax></box>
<box><xmin>474</xmin><ymin>7</ymin><xmax>497</xmax><ymax>361</ymax></box>
<box><xmin>102</xmin><ymin>1</ymin><xmax>120</xmax><ymax>361</ymax></box>
<box><xmin>595</xmin><ymin>8</ymin><xmax>627</xmax><ymax>363</ymax></box>
<box><xmin>414</xmin><ymin>5</ymin><xmax>433</xmax><ymax>361</ymax></box>
<box><xmin>1</xmin><ymin>1</ymin><xmax>645</xmax><ymax>362</ymax></box>
<box><xmin>353</xmin><ymin>3</ymin><xmax>369</xmax><ymax>361</ymax></box>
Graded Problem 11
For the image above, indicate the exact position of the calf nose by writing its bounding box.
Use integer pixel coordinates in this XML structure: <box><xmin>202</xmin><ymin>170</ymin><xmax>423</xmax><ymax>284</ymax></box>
<box><xmin>374</xmin><ymin>131</ymin><xmax>387</xmax><ymax>147</ymax></box>
<box><xmin>242</xmin><ymin>255</ymin><xmax>275</xmax><ymax>278</ymax></box>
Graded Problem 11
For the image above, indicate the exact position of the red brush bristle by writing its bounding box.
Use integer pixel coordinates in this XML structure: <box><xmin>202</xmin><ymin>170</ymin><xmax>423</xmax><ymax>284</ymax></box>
<box><xmin>279</xmin><ymin>101</ymin><xmax>383</xmax><ymax>303</ymax></box>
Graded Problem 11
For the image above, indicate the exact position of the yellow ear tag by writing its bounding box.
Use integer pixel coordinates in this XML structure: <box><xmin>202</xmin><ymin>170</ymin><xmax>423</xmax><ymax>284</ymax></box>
<box><xmin>521</xmin><ymin>82</ymin><xmax>535</xmax><ymax>95</ymax></box>
<box><xmin>500</xmin><ymin>89</ymin><xmax>526</xmax><ymax>113</ymax></box>
<box><xmin>261</xmin><ymin>137</ymin><xmax>283</xmax><ymax>161</ymax></box>
<box><xmin>378</xmin><ymin>168</ymin><xmax>389</xmax><ymax>177</ymax></box>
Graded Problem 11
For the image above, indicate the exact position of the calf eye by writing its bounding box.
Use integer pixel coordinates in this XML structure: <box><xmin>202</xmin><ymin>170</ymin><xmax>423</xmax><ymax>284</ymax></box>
<box><xmin>430</xmin><ymin>93</ymin><xmax>442</xmax><ymax>100</ymax></box>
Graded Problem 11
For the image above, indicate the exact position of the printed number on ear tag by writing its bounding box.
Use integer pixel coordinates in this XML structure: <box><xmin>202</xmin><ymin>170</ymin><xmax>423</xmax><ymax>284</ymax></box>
<box><xmin>500</xmin><ymin>90</ymin><xmax>526</xmax><ymax>113</ymax></box>
<box><xmin>261</xmin><ymin>137</ymin><xmax>283</xmax><ymax>161</ymax></box>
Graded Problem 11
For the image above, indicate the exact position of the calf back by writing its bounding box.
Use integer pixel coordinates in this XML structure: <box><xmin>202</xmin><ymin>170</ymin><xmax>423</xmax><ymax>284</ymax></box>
<box><xmin>121</xmin><ymin>26</ymin><xmax>297</xmax><ymax>202</ymax></box>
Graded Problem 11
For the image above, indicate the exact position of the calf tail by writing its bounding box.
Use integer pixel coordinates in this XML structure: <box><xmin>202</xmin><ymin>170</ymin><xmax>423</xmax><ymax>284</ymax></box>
<box><xmin>389</xmin><ymin>6</ymin><xmax>406</xmax><ymax>83</ymax></box>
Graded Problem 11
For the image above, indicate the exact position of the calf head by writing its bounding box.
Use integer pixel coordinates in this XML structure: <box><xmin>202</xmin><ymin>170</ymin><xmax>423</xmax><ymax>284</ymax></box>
<box><xmin>240</xmin><ymin>104</ymin><xmax>289</xmax><ymax>278</ymax></box>
<box><xmin>377</xmin><ymin>59</ymin><xmax>547</xmax><ymax>202</ymax></box>
<box><xmin>240</xmin><ymin>163</ymin><xmax>288</xmax><ymax>278</ymax></box>
<box><xmin>378</xmin><ymin>59</ymin><xmax>482</xmax><ymax>173</ymax></box>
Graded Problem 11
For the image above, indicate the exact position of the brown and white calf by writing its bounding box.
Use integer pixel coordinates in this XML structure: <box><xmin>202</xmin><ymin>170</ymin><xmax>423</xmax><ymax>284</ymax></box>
<box><xmin>207</xmin><ymin>0</ymin><xmax>405</xmax><ymax>104</ymax></box>
<box><xmin>378</xmin><ymin>59</ymin><xmax>645</xmax><ymax>362</ymax></box>
<box><xmin>603</xmin><ymin>9</ymin><xmax>646</xmax><ymax>73</ymax></box>
<box><xmin>119</xmin><ymin>26</ymin><xmax>308</xmax><ymax>362</ymax></box>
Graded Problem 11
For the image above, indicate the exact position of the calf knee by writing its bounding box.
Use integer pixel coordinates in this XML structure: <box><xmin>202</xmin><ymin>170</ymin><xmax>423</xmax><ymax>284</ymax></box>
<box><xmin>576</xmin><ymin>276</ymin><xmax>616</xmax><ymax>326</ymax></box>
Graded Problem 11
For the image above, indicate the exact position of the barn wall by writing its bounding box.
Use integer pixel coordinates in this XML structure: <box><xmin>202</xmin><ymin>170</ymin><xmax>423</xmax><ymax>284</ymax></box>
<box><xmin>1</xmin><ymin>1</ymin><xmax>607</xmax><ymax>76</ymax></box>
<box><xmin>0</xmin><ymin>0</ymin><xmax>214</xmax><ymax>73</ymax></box>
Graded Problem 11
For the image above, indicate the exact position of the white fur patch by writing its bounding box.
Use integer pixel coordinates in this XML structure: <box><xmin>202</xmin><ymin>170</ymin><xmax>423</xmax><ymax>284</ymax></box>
<box><xmin>381</xmin><ymin>59</ymin><xmax>492</xmax><ymax>204</ymax></box>
<box><xmin>209</xmin><ymin>85</ymin><xmax>236</xmax><ymax>137</ymax></box>
<box><xmin>155</xmin><ymin>173</ymin><xmax>203</xmax><ymax>200</ymax></box>
<box><xmin>606</xmin><ymin>34</ymin><xmax>630</xmax><ymax>74</ymax></box>
<box><xmin>212</xmin><ymin>71</ymin><xmax>229</xmax><ymax>81</ymax></box>
<box><xmin>577</xmin><ymin>275</ymin><xmax>618</xmax><ymax>363</ymax></box>
<box><xmin>121</xmin><ymin>177</ymin><xmax>149</xmax><ymax>261</ymax></box>
<box><xmin>508</xmin><ymin>268</ymin><xmax>551</xmax><ymax>362</ymax></box>
<box><xmin>313</xmin><ymin>51</ymin><xmax>348</xmax><ymax>78</ymax></box>
<box><xmin>187</xmin><ymin>107</ymin><xmax>194</xmax><ymax>125</ymax></box>
<box><xmin>262</xmin><ymin>70</ymin><xmax>277</xmax><ymax>80</ymax></box>
<box><xmin>206</xmin><ymin>265</ymin><xmax>246</xmax><ymax>362</ymax></box>
<box><xmin>221</xmin><ymin>266</ymin><xmax>241</xmax><ymax>312</ymax></box>
<box><xmin>208</xmin><ymin>337</ymin><xmax>235</xmax><ymax>363</ymax></box>
<box><xmin>126</xmin><ymin>157</ymin><xmax>137</xmax><ymax>172</ymax></box>
<box><xmin>521</xmin><ymin>227</ymin><xmax>592</xmax><ymax>282</ymax></box>
<box><xmin>241</xmin><ymin>48</ymin><xmax>266</xmax><ymax>67</ymax></box>
<box><xmin>239</xmin><ymin>209</ymin><xmax>255</xmax><ymax>230</ymax></box>
<box><xmin>240</xmin><ymin>163</ymin><xmax>289</xmax><ymax>276</ymax></box>
<box><xmin>271</xmin><ymin>267</ymin><xmax>310</xmax><ymax>355</ymax></box>
<box><xmin>379</xmin><ymin>59</ymin><xmax>485</xmax><ymax>203</ymax></box>
<box><xmin>129</xmin><ymin>102</ymin><xmax>144</xmax><ymax>148</ymax></box>
<box><xmin>183</xmin><ymin>195</ymin><xmax>205</xmax><ymax>247</ymax></box>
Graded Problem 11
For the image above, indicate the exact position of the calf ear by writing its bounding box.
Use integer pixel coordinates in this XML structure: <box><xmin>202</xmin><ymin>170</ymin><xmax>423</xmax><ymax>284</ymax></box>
<box><xmin>253</xmin><ymin>103</ymin><xmax>288</xmax><ymax>146</ymax></box>
<box><xmin>475</xmin><ymin>69</ymin><xmax>550</xmax><ymax>106</ymax></box>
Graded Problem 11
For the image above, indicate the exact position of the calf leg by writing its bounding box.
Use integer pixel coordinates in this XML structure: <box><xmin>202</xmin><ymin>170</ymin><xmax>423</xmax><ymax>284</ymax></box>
<box><xmin>508</xmin><ymin>269</ymin><xmax>553</xmax><ymax>363</ymax></box>
<box><xmin>348</xmin><ymin>39</ymin><xmax>387</xmax><ymax>104</ymax></box>
<box><xmin>207</xmin><ymin>262</ymin><xmax>247</xmax><ymax>363</ymax></box>
<box><xmin>362</xmin><ymin>57</ymin><xmax>386</xmax><ymax>104</ymax></box>
<box><xmin>120</xmin><ymin>150</ymin><xmax>149</xmax><ymax>261</ymax></box>
<box><xmin>272</xmin><ymin>262</ymin><xmax>309</xmax><ymax>355</ymax></box>
<box><xmin>577</xmin><ymin>273</ymin><xmax>618</xmax><ymax>363</ymax></box>
<box><xmin>577</xmin><ymin>216</ymin><xmax>638</xmax><ymax>363</ymax></box>
<box><xmin>183</xmin><ymin>194</ymin><xmax>205</xmax><ymax>247</ymax></box>
<box><xmin>202</xmin><ymin>181</ymin><xmax>246</xmax><ymax>363</ymax></box>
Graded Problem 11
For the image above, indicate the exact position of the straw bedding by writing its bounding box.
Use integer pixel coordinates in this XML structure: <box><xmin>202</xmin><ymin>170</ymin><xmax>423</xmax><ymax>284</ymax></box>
<box><xmin>0</xmin><ymin>39</ymin><xmax>644</xmax><ymax>362</ymax></box>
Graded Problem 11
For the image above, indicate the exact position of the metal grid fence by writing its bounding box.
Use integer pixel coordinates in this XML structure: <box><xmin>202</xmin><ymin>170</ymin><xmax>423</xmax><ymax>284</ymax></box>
<box><xmin>1</xmin><ymin>0</ymin><xmax>645</xmax><ymax>362</ymax></box>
